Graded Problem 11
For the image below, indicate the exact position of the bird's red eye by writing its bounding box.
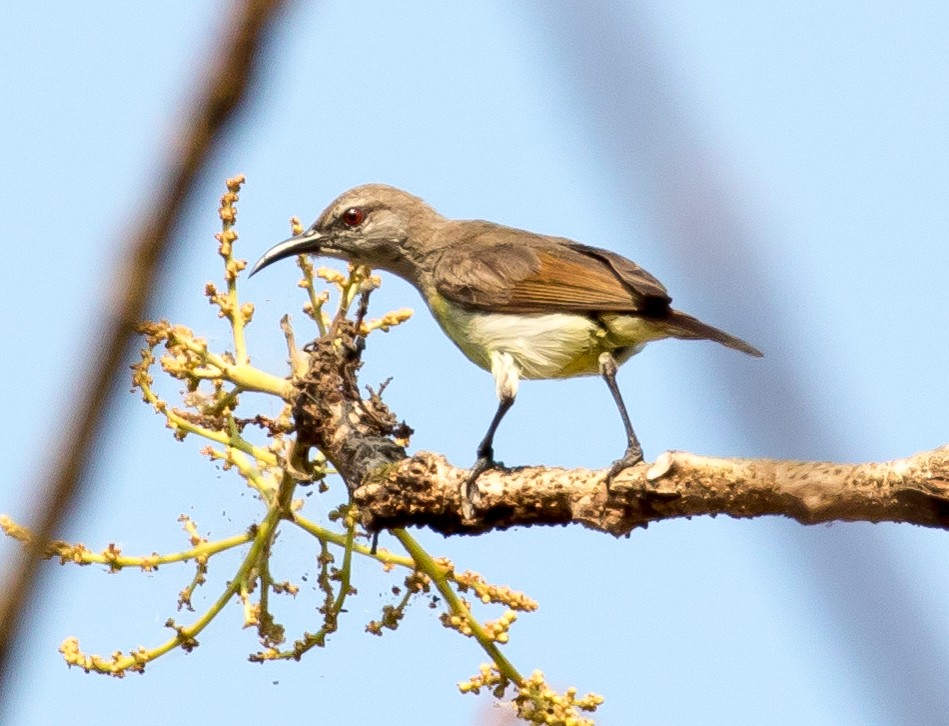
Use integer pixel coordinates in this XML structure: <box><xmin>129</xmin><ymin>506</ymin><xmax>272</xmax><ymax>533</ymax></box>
<box><xmin>341</xmin><ymin>207</ymin><xmax>365</xmax><ymax>227</ymax></box>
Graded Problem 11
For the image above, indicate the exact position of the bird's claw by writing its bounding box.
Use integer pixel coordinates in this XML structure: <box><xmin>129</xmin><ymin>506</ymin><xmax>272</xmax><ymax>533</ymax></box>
<box><xmin>463</xmin><ymin>455</ymin><xmax>500</xmax><ymax>508</ymax></box>
<box><xmin>605</xmin><ymin>444</ymin><xmax>644</xmax><ymax>491</ymax></box>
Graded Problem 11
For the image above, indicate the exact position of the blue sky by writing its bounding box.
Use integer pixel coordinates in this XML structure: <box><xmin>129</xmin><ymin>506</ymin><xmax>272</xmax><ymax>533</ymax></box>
<box><xmin>2</xmin><ymin>3</ymin><xmax>949</xmax><ymax>724</ymax></box>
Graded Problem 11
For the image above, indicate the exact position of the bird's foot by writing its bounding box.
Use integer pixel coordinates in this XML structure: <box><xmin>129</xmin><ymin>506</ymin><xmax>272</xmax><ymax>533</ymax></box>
<box><xmin>605</xmin><ymin>444</ymin><xmax>644</xmax><ymax>491</ymax></box>
<box><xmin>462</xmin><ymin>455</ymin><xmax>500</xmax><ymax>511</ymax></box>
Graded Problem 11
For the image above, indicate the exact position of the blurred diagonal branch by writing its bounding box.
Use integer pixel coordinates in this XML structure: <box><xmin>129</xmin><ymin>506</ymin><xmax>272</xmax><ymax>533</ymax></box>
<box><xmin>355</xmin><ymin>446</ymin><xmax>949</xmax><ymax>536</ymax></box>
<box><xmin>0</xmin><ymin>0</ymin><xmax>289</xmax><ymax>696</ymax></box>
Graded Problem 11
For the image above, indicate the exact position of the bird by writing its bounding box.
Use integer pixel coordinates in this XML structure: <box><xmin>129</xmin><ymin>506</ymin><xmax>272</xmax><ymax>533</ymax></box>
<box><xmin>250</xmin><ymin>184</ymin><xmax>762</xmax><ymax>500</ymax></box>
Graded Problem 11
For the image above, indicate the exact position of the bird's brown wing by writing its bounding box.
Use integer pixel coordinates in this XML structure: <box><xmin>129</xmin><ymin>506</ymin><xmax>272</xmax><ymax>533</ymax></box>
<box><xmin>433</xmin><ymin>224</ymin><xmax>671</xmax><ymax>314</ymax></box>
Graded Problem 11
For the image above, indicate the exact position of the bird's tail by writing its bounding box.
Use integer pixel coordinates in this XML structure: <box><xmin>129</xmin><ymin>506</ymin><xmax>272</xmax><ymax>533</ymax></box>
<box><xmin>665</xmin><ymin>309</ymin><xmax>763</xmax><ymax>357</ymax></box>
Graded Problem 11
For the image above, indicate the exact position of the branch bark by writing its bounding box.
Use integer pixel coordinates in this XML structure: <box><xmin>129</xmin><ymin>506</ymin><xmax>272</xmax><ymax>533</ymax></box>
<box><xmin>353</xmin><ymin>446</ymin><xmax>949</xmax><ymax>535</ymax></box>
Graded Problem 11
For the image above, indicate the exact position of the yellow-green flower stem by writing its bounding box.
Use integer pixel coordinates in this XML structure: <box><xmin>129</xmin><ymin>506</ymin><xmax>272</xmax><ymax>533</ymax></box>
<box><xmin>393</xmin><ymin>529</ymin><xmax>524</xmax><ymax>687</ymax></box>
<box><xmin>291</xmin><ymin>514</ymin><xmax>415</xmax><ymax>569</ymax></box>
<box><xmin>334</xmin><ymin>514</ymin><xmax>356</xmax><ymax>611</ymax></box>
<box><xmin>259</xmin><ymin>511</ymin><xmax>360</xmax><ymax>661</ymax></box>
<box><xmin>340</xmin><ymin>269</ymin><xmax>364</xmax><ymax>313</ymax></box>
<box><xmin>247</xmin><ymin>471</ymin><xmax>302</xmax><ymax>641</ymax></box>
<box><xmin>47</xmin><ymin>530</ymin><xmax>254</xmax><ymax>571</ymax></box>
<box><xmin>188</xmin><ymin>348</ymin><xmax>292</xmax><ymax>399</ymax></box>
<box><xmin>297</xmin><ymin>256</ymin><xmax>329</xmax><ymax>337</ymax></box>
<box><xmin>254</xmin><ymin>534</ymin><xmax>275</xmax><ymax>629</ymax></box>
<box><xmin>228</xmin><ymin>417</ymin><xmax>275</xmax><ymax>497</ymax></box>
<box><xmin>143</xmin><ymin>384</ymin><xmax>276</xmax><ymax>468</ymax></box>
<box><xmin>206</xmin><ymin>446</ymin><xmax>274</xmax><ymax>501</ymax></box>
<box><xmin>227</xmin><ymin>363</ymin><xmax>292</xmax><ymax>397</ymax></box>
<box><xmin>67</xmin><ymin>506</ymin><xmax>281</xmax><ymax>676</ymax></box>
<box><xmin>137</xmin><ymin>373</ymin><xmax>278</xmax><ymax>500</ymax></box>
<box><xmin>220</xmin><ymin>221</ymin><xmax>249</xmax><ymax>367</ymax></box>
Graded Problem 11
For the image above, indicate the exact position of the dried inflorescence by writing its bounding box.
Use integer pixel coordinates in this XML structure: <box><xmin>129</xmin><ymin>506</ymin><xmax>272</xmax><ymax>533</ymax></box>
<box><xmin>459</xmin><ymin>664</ymin><xmax>603</xmax><ymax>726</ymax></box>
<box><xmin>0</xmin><ymin>177</ymin><xmax>580</xmax><ymax>723</ymax></box>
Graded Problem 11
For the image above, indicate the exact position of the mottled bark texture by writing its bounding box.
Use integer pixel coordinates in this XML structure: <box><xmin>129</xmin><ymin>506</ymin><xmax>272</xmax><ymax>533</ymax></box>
<box><xmin>293</xmin><ymin>326</ymin><xmax>949</xmax><ymax>536</ymax></box>
<box><xmin>352</xmin><ymin>447</ymin><xmax>949</xmax><ymax>536</ymax></box>
<box><xmin>292</xmin><ymin>319</ymin><xmax>412</xmax><ymax>488</ymax></box>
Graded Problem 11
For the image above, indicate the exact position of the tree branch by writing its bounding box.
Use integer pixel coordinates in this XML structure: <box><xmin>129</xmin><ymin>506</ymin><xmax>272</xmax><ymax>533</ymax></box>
<box><xmin>353</xmin><ymin>446</ymin><xmax>949</xmax><ymax>535</ymax></box>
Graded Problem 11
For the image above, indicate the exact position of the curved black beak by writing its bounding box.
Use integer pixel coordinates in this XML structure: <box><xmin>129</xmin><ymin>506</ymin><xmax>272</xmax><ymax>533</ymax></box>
<box><xmin>249</xmin><ymin>229</ymin><xmax>325</xmax><ymax>277</ymax></box>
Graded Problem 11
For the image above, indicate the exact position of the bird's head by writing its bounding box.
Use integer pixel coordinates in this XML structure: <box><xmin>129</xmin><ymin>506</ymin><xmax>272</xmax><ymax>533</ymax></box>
<box><xmin>250</xmin><ymin>184</ymin><xmax>445</xmax><ymax>284</ymax></box>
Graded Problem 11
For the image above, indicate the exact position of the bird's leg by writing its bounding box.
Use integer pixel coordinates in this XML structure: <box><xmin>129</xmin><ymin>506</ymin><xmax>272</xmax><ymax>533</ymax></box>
<box><xmin>599</xmin><ymin>352</ymin><xmax>644</xmax><ymax>484</ymax></box>
<box><xmin>464</xmin><ymin>395</ymin><xmax>514</xmax><ymax>503</ymax></box>
<box><xmin>464</xmin><ymin>351</ymin><xmax>520</xmax><ymax>506</ymax></box>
